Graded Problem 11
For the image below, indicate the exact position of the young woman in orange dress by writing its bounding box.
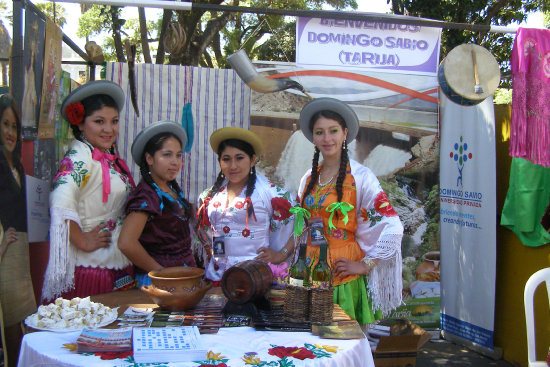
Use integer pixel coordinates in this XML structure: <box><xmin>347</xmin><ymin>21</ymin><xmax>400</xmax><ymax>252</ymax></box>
<box><xmin>297</xmin><ymin>98</ymin><xmax>403</xmax><ymax>325</ymax></box>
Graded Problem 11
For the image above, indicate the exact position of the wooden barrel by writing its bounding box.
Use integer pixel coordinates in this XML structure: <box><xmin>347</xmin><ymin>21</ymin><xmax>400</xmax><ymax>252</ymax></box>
<box><xmin>221</xmin><ymin>260</ymin><xmax>273</xmax><ymax>304</ymax></box>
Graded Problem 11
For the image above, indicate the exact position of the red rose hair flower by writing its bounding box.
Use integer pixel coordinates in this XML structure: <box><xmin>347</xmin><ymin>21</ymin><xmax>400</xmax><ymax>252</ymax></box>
<box><xmin>65</xmin><ymin>102</ymin><xmax>85</xmax><ymax>125</ymax></box>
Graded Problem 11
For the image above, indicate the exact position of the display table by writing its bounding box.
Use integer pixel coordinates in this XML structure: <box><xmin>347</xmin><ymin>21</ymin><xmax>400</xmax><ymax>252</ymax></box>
<box><xmin>18</xmin><ymin>289</ymin><xmax>375</xmax><ymax>367</ymax></box>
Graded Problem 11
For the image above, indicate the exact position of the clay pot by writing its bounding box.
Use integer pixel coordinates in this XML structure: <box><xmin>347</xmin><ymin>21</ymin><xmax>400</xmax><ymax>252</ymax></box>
<box><xmin>415</xmin><ymin>251</ymin><xmax>440</xmax><ymax>282</ymax></box>
<box><xmin>141</xmin><ymin>266</ymin><xmax>212</xmax><ymax>310</ymax></box>
<box><xmin>148</xmin><ymin>266</ymin><xmax>205</xmax><ymax>292</ymax></box>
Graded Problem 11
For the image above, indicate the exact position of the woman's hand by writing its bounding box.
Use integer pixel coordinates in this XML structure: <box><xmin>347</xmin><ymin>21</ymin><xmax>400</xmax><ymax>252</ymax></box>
<box><xmin>0</xmin><ymin>227</ymin><xmax>17</xmax><ymax>259</ymax></box>
<box><xmin>82</xmin><ymin>224</ymin><xmax>112</xmax><ymax>251</ymax></box>
<box><xmin>333</xmin><ymin>257</ymin><xmax>372</xmax><ymax>279</ymax></box>
<box><xmin>69</xmin><ymin>221</ymin><xmax>111</xmax><ymax>252</ymax></box>
<box><xmin>255</xmin><ymin>247</ymin><xmax>287</xmax><ymax>264</ymax></box>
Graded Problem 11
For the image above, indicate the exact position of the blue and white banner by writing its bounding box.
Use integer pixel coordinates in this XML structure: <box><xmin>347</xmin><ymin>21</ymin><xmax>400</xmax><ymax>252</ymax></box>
<box><xmin>439</xmin><ymin>93</ymin><xmax>496</xmax><ymax>352</ymax></box>
<box><xmin>296</xmin><ymin>17</ymin><xmax>441</xmax><ymax>75</ymax></box>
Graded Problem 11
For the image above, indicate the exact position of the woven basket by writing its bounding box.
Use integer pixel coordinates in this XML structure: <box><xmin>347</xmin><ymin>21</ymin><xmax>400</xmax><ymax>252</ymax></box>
<box><xmin>309</xmin><ymin>287</ymin><xmax>334</xmax><ymax>325</ymax></box>
<box><xmin>283</xmin><ymin>285</ymin><xmax>310</xmax><ymax>323</ymax></box>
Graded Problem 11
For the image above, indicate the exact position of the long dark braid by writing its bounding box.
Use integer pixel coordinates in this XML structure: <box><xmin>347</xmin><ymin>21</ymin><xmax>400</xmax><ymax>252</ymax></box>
<box><xmin>140</xmin><ymin>132</ymin><xmax>192</xmax><ymax>218</ymax></box>
<box><xmin>245</xmin><ymin>165</ymin><xmax>257</xmax><ymax>218</ymax></box>
<box><xmin>300</xmin><ymin>146</ymin><xmax>320</xmax><ymax>207</ymax></box>
<box><xmin>335</xmin><ymin>142</ymin><xmax>349</xmax><ymax>204</ymax></box>
<box><xmin>196</xmin><ymin>171</ymin><xmax>225</xmax><ymax>228</ymax></box>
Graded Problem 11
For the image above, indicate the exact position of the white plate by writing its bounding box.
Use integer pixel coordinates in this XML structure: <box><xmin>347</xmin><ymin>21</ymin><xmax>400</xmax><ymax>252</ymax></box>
<box><xmin>24</xmin><ymin>308</ymin><xmax>118</xmax><ymax>332</ymax></box>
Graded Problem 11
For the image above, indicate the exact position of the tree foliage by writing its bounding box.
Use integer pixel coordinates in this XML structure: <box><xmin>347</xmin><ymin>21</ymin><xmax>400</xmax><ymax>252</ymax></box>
<box><xmin>388</xmin><ymin>0</ymin><xmax>545</xmax><ymax>86</ymax></box>
<box><xmin>78</xmin><ymin>5</ymin><xmax>159</xmax><ymax>63</ymax></box>
<box><xmin>35</xmin><ymin>2</ymin><xmax>67</xmax><ymax>28</ymax></box>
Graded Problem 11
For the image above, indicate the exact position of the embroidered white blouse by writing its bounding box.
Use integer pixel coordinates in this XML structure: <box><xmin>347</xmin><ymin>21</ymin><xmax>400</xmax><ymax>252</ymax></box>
<box><xmin>42</xmin><ymin>140</ymin><xmax>133</xmax><ymax>300</ymax></box>
<box><xmin>198</xmin><ymin>174</ymin><xmax>296</xmax><ymax>281</ymax></box>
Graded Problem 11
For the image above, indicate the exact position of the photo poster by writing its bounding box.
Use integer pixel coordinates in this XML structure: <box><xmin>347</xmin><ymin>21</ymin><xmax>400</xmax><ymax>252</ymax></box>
<box><xmin>21</xmin><ymin>9</ymin><xmax>45</xmax><ymax>140</ymax></box>
<box><xmin>250</xmin><ymin>61</ymin><xmax>441</xmax><ymax>328</ymax></box>
<box><xmin>38</xmin><ymin>18</ymin><xmax>62</xmax><ymax>140</ymax></box>
<box><xmin>55</xmin><ymin>70</ymin><xmax>73</xmax><ymax>166</ymax></box>
<box><xmin>439</xmin><ymin>94</ymin><xmax>496</xmax><ymax>352</ymax></box>
<box><xmin>34</xmin><ymin>139</ymin><xmax>56</xmax><ymax>184</ymax></box>
<box><xmin>25</xmin><ymin>174</ymin><xmax>49</xmax><ymax>243</ymax></box>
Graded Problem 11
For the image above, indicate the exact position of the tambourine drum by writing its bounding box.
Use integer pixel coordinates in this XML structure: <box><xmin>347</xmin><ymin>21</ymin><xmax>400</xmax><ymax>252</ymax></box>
<box><xmin>438</xmin><ymin>44</ymin><xmax>500</xmax><ymax>106</ymax></box>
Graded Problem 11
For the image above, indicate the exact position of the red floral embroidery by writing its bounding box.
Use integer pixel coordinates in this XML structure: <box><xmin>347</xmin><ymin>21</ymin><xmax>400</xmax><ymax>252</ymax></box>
<box><xmin>374</xmin><ymin>192</ymin><xmax>397</xmax><ymax>216</ymax></box>
<box><xmin>199</xmin><ymin>364</ymin><xmax>227</xmax><ymax>367</ymax></box>
<box><xmin>65</xmin><ymin>102</ymin><xmax>85</xmax><ymax>125</ymax></box>
<box><xmin>94</xmin><ymin>350</ymin><xmax>133</xmax><ymax>360</ymax></box>
<box><xmin>268</xmin><ymin>346</ymin><xmax>315</xmax><ymax>360</ymax></box>
<box><xmin>213</xmin><ymin>201</ymin><xmax>221</xmax><ymax>208</ymax></box>
<box><xmin>235</xmin><ymin>201</ymin><xmax>244</xmax><ymax>209</ymax></box>
<box><xmin>271</xmin><ymin>197</ymin><xmax>292</xmax><ymax>221</ymax></box>
<box><xmin>242</xmin><ymin>228</ymin><xmax>250</xmax><ymax>237</ymax></box>
<box><xmin>223</xmin><ymin>226</ymin><xmax>230</xmax><ymax>234</ymax></box>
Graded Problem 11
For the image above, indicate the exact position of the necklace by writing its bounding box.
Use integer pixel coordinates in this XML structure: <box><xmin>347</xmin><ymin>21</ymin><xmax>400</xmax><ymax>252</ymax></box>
<box><xmin>318</xmin><ymin>173</ymin><xmax>335</xmax><ymax>187</ymax></box>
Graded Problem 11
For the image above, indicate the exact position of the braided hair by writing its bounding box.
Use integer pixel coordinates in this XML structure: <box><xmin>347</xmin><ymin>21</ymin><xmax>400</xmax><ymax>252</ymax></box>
<box><xmin>196</xmin><ymin>138</ymin><xmax>258</xmax><ymax>228</ymax></box>
<box><xmin>139</xmin><ymin>132</ymin><xmax>192</xmax><ymax>219</ymax></box>
<box><xmin>301</xmin><ymin>110</ymin><xmax>349</xmax><ymax>208</ymax></box>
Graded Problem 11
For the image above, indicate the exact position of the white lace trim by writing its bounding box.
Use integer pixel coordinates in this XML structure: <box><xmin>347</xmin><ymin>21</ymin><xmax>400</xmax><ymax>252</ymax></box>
<box><xmin>41</xmin><ymin>207</ymin><xmax>81</xmax><ymax>301</ymax></box>
<box><xmin>365</xmin><ymin>232</ymin><xmax>403</xmax><ymax>316</ymax></box>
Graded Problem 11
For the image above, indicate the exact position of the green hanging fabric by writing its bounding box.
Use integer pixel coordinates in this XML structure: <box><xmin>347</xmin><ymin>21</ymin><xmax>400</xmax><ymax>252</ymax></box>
<box><xmin>500</xmin><ymin>157</ymin><xmax>550</xmax><ymax>247</ymax></box>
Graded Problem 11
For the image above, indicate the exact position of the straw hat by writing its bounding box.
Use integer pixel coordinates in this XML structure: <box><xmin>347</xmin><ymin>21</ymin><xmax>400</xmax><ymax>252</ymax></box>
<box><xmin>60</xmin><ymin>80</ymin><xmax>125</xmax><ymax>122</ymax></box>
<box><xmin>209</xmin><ymin>127</ymin><xmax>264</xmax><ymax>155</ymax></box>
<box><xmin>299</xmin><ymin>97</ymin><xmax>359</xmax><ymax>143</ymax></box>
<box><xmin>131</xmin><ymin>120</ymin><xmax>187</xmax><ymax>164</ymax></box>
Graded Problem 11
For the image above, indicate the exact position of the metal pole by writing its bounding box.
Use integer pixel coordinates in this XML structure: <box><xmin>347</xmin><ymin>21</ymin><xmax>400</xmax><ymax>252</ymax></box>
<box><xmin>52</xmin><ymin>0</ymin><xmax>519</xmax><ymax>34</ymax></box>
<box><xmin>12</xmin><ymin>0</ymin><xmax>24</xmax><ymax>106</ymax></box>
<box><xmin>54</xmin><ymin>0</ymin><xmax>192</xmax><ymax>11</ymax></box>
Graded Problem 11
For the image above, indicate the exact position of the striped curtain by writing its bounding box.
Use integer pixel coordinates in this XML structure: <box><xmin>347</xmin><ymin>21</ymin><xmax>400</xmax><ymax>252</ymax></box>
<box><xmin>106</xmin><ymin>63</ymin><xmax>251</xmax><ymax>203</ymax></box>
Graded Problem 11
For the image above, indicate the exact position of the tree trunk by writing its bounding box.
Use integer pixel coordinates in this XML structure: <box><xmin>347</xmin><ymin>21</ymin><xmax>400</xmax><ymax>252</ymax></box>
<box><xmin>138</xmin><ymin>7</ymin><xmax>152</xmax><ymax>63</ymax></box>
<box><xmin>112</xmin><ymin>11</ymin><xmax>125</xmax><ymax>62</ymax></box>
<box><xmin>156</xmin><ymin>9</ymin><xmax>172</xmax><ymax>64</ymax></box>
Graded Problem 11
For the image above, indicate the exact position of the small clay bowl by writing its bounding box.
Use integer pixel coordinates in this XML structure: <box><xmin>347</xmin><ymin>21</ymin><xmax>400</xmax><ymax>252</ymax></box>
<box><xmin>148</xmin><ymin>266</ymin><xmax>205</xmax><ymax>292</ymax></box>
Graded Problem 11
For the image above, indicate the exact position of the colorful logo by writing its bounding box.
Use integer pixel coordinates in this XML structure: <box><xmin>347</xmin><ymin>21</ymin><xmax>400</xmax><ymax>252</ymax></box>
<box><xmin>449</xmin><ymin>136</ymin><xmax>473</xmax><ymax>187</ymax></box>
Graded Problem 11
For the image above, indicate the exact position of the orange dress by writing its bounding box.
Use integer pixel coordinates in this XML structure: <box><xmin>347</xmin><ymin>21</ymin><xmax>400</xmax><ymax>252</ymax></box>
<box><xmin>302</xmin><ymin>167</ymin><xmax>363</xmax><ymax>286</ymax></box>
<box><xmin>298</xmin><ymin>159</ymin><xmax>404</xmax><ymax>323</ymax></box>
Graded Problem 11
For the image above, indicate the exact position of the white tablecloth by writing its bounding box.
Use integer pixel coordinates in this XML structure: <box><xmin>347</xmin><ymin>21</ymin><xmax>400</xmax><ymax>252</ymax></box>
<box><xmin>18</xmin><ymin>327</ymin><xmax>374</xmax><ymax>367</ymax></box>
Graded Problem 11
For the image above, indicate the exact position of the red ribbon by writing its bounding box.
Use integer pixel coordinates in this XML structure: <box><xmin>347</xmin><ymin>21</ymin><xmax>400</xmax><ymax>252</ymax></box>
<box><xmin>92</xmin><ymin>148</ymin><xmax>136</xmax><ymax>202</ymax></box>
<box><xmin>243</xmin><ymin>196</ymin><xmax>257</xmax><ymax>232</ymax></box>
<box><xmin>196</xmin><ymin>197</ymin><xmax>211</xmax><ymax>226</ymax></box>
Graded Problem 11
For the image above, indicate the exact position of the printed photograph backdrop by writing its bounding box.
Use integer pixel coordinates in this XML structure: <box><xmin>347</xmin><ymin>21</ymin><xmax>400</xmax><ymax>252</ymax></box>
<box><xmin>251</xmin><ymin>62</ymin><xmax>441</xmax><ymax>328</ymax></box>
<box><xmin>101</xmin><ymin>60</ymin><xmax>441</xmax><ymax>327</ymax></box>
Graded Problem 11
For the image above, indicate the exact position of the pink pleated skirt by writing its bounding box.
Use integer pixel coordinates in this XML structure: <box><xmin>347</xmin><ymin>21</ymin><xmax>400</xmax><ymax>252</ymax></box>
<box><xmin>59</xmin><ymin>265</ymin><xmax>135</xmax><ymax>299</ymax></box>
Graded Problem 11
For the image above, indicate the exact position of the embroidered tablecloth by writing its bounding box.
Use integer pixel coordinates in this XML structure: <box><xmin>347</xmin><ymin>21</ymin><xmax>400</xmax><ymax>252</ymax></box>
<box><xmin>18</xmin><ymin>326</ymin><xmax>374</xmax><ymax>367</ymax></box>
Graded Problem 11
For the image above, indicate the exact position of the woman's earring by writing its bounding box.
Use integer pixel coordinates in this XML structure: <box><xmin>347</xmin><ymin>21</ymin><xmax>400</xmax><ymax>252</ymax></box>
<box><xmin>221</xmin><ymin>173</ymin><xmax>225</xmax><ymax>178</ymax></box>
<box><xmin>250</xmin><ymin>167</ymin><xmax>254</xmax><ymax>175</ymax></box>
<box><xmin>343</xmin><ymin>139</ymin><xmax>347</xmax><ymax>150</ymax></box>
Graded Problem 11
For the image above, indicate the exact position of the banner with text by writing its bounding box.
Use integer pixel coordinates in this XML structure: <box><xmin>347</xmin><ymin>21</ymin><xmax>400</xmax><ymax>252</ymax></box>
<box><xmin>439</xmin><ymin>93</ymin><xmax>496</xmax><ymax>352</ymax></box>
<box><xmin>296</xmin><ymin>17</ymin><xmax>441</xmax><ymax>75</ymax></box>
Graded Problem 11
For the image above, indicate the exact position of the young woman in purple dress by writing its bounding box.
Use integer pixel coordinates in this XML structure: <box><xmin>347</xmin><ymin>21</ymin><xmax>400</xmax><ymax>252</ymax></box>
<box><xmin>118</xmin><ymin>121</ymin><xmax>195</xmax><ymax>287</ymax></box>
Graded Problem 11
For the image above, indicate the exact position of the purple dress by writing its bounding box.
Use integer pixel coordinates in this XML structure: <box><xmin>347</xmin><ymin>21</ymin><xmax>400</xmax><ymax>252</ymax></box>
<box><xmin>125</xmin><ymin>181</ymin><xmax>196</xmax><ymax>274</ymax></box>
